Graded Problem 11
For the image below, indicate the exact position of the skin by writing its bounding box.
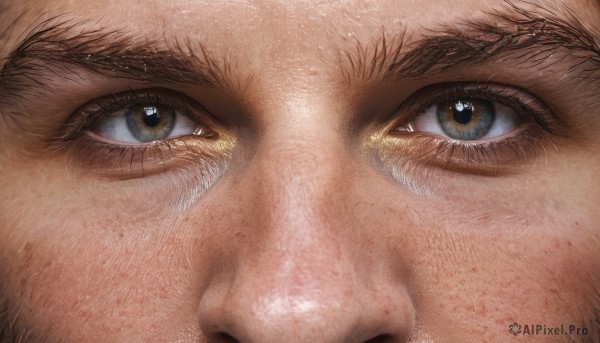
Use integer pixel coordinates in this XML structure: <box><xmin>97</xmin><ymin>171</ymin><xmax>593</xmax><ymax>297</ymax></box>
<box><xmin>0</xmin><ymin>0</ymin><xmax>599</xmax><ymax>342</ymax></box>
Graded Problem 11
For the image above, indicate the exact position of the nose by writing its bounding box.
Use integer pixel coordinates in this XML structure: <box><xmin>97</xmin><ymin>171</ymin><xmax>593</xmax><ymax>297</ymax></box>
<box><xmin>197</xmin><ymin>130</ymin><xmax>415</xmax><ymax>343</ymax></box>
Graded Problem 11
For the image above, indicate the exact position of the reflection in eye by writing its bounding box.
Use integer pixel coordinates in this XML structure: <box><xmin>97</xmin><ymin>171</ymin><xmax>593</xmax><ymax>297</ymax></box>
<box><xmin>382</xmin><ymin>83</ymin><xmax>558</xmax><ymax>174</ymax></box>
<box><xmin>92</xmin><ymin>104</ymin><xmax>204</xmax><ymax>143</ymax></box>
<box><xmin>409</xmin><ymin>99</ymin><xmax>522</xmax><ymax>141</ymax></box>
<box><xmin>57</xmin><ymin>88</ymin><xmax>233</xmax><ymax>179</ymax></box>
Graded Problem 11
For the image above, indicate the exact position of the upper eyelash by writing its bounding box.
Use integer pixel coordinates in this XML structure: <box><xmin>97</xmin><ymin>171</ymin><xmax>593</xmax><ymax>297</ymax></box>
<box><xmin>61</xmin><ymin>88</ymin><xmax>212</xmax><ymax>142</ymax></box>
<box><xmin>389</xmin><ymin>82</ymin><xmax>561</xmax><ymax>137</ymax></box>
<box><xmin>370</xmin><ymin>82</ymin><xmax>564</xmax><ymax>175</ymax></box>
<box><xmin>54</xmin><ymin>89</ymin><xmax>233</xmax><ymax>178</ymax></box>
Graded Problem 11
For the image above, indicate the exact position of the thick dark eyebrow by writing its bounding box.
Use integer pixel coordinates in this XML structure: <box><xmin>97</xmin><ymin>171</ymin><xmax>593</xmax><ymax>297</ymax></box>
<box><xmin>339</xmin><ymin>1</ymin><xmax>600</xmax><ymax>86</ymax></box>
<box><xmin>0</xmin><ymin>15</ymin><xmax>240</xmax><ymax>99</ymax></box>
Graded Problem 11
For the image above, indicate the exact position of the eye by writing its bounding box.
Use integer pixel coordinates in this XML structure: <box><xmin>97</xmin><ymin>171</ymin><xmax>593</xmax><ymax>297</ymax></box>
<box><xmin>377</xmin><ymin>82</ymin><xmax>559</xmax><ymax>175</ymax></box>
<box><xmin>59</xmin><ymin>88</ymin><xmax>233</xmax><ymax>179</ymax></box>
<box><xmin>90</xmin><ymin>103</ymin><xmax>205</xmax><ymax>143</ymax></box>
<box><xmin>406</xmin><ymin>99</ymin><xmax>523</xmax><ymax>141</ymax></box>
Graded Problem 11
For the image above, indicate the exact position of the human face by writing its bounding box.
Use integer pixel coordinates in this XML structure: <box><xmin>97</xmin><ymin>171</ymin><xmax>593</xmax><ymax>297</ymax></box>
<box><xmin>0</xmin><ymin>0</ymin><xmax>599</xmax><ymax>342</ymax></box>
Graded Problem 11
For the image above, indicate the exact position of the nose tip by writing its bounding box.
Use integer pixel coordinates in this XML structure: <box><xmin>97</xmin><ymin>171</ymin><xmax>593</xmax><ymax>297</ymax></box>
<box><xmin>197</xmin><ymin>258</ymin><xmax>415</xmax><ymax>343</ymax></box>
<box><xmin>199</xmin><ymin>291</ymin><xmax>413</xmax><ymax>343</ymax></box>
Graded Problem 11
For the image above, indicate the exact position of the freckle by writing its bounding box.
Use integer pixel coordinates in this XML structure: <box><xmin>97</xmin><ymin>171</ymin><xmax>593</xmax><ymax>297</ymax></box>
<box><xmin>471</xmin><ymin>266</ymin><xmax>477</xmax><ymax>272</ymax></box>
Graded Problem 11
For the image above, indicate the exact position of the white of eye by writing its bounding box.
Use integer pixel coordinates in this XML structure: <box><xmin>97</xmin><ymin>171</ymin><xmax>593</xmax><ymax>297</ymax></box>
<box><xmin>409</xmin><ymin>101</ymin><xmax>522</xmax><ymax>141</ymax></box>
<box><xmin>90</xmin><ymin>108</ymin><xmax>201</xmax><ymax>143</ymax></box>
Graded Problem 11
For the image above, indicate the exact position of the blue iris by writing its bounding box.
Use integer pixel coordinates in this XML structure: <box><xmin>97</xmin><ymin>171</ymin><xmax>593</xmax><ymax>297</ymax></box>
<box><xmin>125</xmin><ymin>105</ymin><xmax>176</xmax><ymax>142</ymax></box>
<box><xmin>437</xmin><ymin>100</ymin><xmax>495</xmax><ymax>140</ymax></box>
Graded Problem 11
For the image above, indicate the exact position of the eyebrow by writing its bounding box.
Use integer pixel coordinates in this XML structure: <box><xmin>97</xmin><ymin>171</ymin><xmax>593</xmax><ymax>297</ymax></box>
<box><xmin>1</xmin><ymin>2</ymin><xmax>599</xmax><ymax>102</ymax></box>
<box><xmin>0</xmin><ymin>15</ymin><xmax>240</xmax><ymax>99</ymax></box>
<box><xmin>338</xmin><ymin>1</ymin><xmax>600</xmax><ymax>86</ymax></box>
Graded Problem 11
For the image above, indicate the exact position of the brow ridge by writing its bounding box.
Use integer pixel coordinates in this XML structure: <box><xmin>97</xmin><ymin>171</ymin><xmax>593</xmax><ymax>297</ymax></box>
<box><xmin>338</xmin><ymin>1</ymin><xmax>600</xmax><ymax>86</ymax></box>
<box><xmin>0</xmin><ymin>15</ymin><xmax>240</xmax><ymax>99</ymax></box>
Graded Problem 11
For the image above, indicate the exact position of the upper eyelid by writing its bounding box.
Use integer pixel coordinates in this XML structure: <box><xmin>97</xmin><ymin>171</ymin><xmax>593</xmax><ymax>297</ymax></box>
<box><xmin>386</xmin><ymin>82</ymin><xmax>558</xmax><ymax>135</ymax></box>
<box><xmin>62</xmin><ymin>88</ymin><xmax>218</xmax><ymax>142</ymax></box>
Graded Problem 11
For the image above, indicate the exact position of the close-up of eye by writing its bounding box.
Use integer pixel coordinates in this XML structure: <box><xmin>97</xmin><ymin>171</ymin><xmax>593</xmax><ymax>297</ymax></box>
<box><xmin>391</xmin><ymin>83</ymin><xmax>551</xmax><ymax>142</ymax></box>
<box><xmin>89</xmin><ymin>103</ymin><xmax>205</xmax><ymax>144</ymax></box>
<box><xmin>58</xmin><ymin>89</ymin><xmax>233</xmax><ymax>178</ymax></box>
<box><xmin>379</xmin><ymin>82</ymin><xmax>557</xmax><ymax>174</ymax></box>
<box><xmin>407</xmin><ymin>99</ymin><xmax>522</xmax><ymax>141</ymax></box>
<box><xmin>79</xmin><ymin>89</ymin><xmax>214</xmax><ymax>144</ymax></box>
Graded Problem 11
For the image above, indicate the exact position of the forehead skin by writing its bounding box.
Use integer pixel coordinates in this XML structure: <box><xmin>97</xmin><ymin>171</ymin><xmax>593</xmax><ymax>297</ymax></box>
<box><xmin>0</xmin><ymin>0</ymin><xmax>599</xmax><ymax>342</ymax></box>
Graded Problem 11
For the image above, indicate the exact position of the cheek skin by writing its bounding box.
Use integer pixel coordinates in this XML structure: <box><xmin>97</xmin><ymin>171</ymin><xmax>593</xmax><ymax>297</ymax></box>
<box><xmin>402</xmin><ymin>203</ymin><xmax>600</xmax><ymax>342</ymax></box>
<box><xmin>0</xmin><ymin>160</ymin><xmax>215</xmax><ymax>340</ymax></box>
<box><xmin>6</xmin><ymin>234</ymin><xmax>200</xmax><ymax>340</ymax></box>
<box><xmin>1</xmin><ymin>157</ymin><xmax>600</xmax><ymax>342</ymax></box>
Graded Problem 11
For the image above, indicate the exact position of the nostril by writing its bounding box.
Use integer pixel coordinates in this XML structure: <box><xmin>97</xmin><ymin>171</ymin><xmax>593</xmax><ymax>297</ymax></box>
<box><xmin>215</xmin><ymin>332</ymin><xmax>240</xmax><ymax>343</ymax></box>
<box><xmin>364</xmin><ymin>333</ymin><xmax>395</xmax><ymax>343</ymax></box>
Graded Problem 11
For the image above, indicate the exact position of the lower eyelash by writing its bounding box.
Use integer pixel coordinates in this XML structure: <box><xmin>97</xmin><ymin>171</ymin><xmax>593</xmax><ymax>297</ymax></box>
<box><xmin>373</xmin><ymin>126</ymin><xmax>555</xmax><ymax>177</ymax></box>
<box><xmin>78</xmin><ymin>139</ymin><xmax>172</xmax><ymax>178</ymax></box>
<box><xmin>427</xmin><ymin>129</ymin><xmax>551</xmax><ymax>173</ymax></box>
<box><xmin>65</xmin><ymin>134</ymin><xmax>232</xmax><ymax>180</ymax></box>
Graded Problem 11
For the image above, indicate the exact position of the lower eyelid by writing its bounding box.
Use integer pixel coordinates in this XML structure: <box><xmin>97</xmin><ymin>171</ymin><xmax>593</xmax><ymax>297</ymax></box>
<box><xmin>68</xmin><ymin>129</ymin><xmax>234</xmax><ymax>180</ymax></box>
<box><xmin>372</xmin><ymin>123</ymin><xmax>551</xmax><ymax>177</ymax></box>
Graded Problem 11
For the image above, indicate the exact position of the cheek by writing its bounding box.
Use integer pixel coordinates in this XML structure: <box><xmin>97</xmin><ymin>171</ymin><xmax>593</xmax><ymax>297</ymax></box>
<box><xmin>3</xmin><ymin>219</ymin><xmax>139</xmax><ymax>333</ymax></box>
<box><xmin>408</xmin><ymin>216</ymin><xmax>600</xmax><ymax>342</ymax></box>
<box><xmin>0</xmin><ymin>213</ymin><xmax>215</xmax><ymax>340</ymax></box>
<box><xmin>0</xmin><ymin>164</ymin><xmax>210</xmax><ymax>339</ymax></box>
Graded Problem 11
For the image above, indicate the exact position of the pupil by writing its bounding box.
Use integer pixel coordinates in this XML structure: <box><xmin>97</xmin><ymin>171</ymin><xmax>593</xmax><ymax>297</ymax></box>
<box><xmin>453</xmin><ymin>101</ymin><xmax>473</xmax><ymax>124</ymax></box>
<box><xmin>142</xmin><ymin>107</ymin><xmax>161</xmax><ymax>127</ymax></box>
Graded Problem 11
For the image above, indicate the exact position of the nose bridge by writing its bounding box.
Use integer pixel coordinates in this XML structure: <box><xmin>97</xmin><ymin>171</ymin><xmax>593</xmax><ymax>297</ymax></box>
<box><xmin>251</xmin><ymin>131</ymin><xmax>349</xmax><ymax>233</ymax></box>
<box><xmin>197</xmin><ymin>127</ymin><xmax>415</xmax><ymax>342</ymax></box>
<box><xmin>244</xmin><ymin>132</ymin><xmax>354</xmax><ymax>278</ymax></box>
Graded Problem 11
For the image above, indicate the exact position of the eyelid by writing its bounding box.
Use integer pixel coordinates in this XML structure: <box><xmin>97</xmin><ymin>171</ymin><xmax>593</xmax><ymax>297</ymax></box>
<box><xmin>362</xmin><ymin>82</ymin><xmax>566</xmax><ymax>177</ymax></box>
<box><xmin>62</xmin><ymin>88</ymin><xmax>220</xmax><ymax>142</ymax></box>
<box><xmin>387</xmin><ymin>82</ymin><xmax>558</xmax><ymax>136</ymax></box>
<box><xmin>55</xmin><ymin>88</ymin><xmax>234</xmax><ymax>179</ymax></box>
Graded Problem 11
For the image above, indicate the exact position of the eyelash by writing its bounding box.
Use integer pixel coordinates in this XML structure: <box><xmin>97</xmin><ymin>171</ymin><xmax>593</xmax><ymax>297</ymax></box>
<box><xmin>59</xmin><ymin>89</ymin><xmax>231</xmax><ymax>179</ymax></box>
<box><xmin>379</xmin><ymin>82</ymin><xmax>561</xmax><ymax>175</ymax></box>
<box><xmin>63</xmin><ymin>89</ymin><xmax>208</xmax><ymax>139</ymax></box>
<box><xmin>60</xmin><ymin>83</ymin><xmax>558</xmax><ymax>178</ymax></box>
